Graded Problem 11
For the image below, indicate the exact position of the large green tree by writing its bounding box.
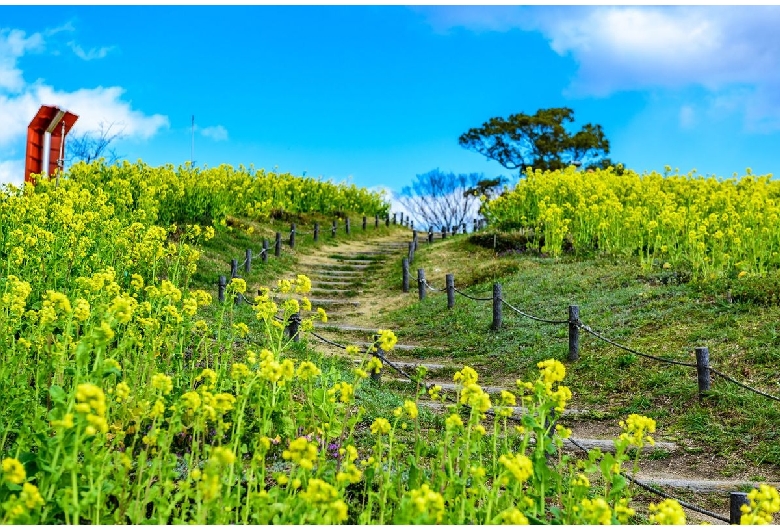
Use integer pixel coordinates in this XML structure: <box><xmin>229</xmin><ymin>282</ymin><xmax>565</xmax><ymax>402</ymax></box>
<box><xmin>458</xmin><ymin>107</ymin><xmax>612</xmax><ymax>172</ymax></box>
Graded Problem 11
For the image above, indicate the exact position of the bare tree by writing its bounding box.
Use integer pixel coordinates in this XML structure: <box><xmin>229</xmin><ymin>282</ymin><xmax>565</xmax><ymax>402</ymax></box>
<box><xmin>66</xmin><ymin>121</ymin><xmax>126</xmax><ymax>165</ymax></box>
<box><xmin>398</xmin><ymin>169</ymin><xmax>486</xmax><ymax>231</ymax></box>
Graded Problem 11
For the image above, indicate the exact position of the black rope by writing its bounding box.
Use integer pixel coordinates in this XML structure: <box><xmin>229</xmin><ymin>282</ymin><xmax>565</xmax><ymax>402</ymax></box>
<box><xmin>578</xmin><ymin>323</ymin><xmax>698</xmax><ymax>368</ymax></box>
<box><xmin>452</xmin><ymin>287</ymin><xmax>493</xmax><ymax>302</ymax></box>
<box><xmin>566</xmin><ymin>438</ymin><xmax>730</xmax><ymax>523</ymax></box>
<box><xmin>709</xmin><ymin>367</ymin><xmax>780</xmax><ymax>403</ymax></box>
<box><xmin>421</xmin><ymin>279</ymin><xmax>443</xmax><ymax>292</ymax></box>
<box><xmin>309</xmin><ymin>330</ymin><xmax>348</xmax><ymax>350</ymax></box>
<box><xmin>499</xmin><ymin>298</ymin><xmax>569</xmax><ymax>325</ymax></box>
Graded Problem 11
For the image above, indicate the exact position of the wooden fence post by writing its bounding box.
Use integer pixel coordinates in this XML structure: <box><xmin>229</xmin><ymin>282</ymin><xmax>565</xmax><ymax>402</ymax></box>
<box><xmin>386</xmin><ymin>214</ymin><xmax>390</xmax><ymax>227</ymax></box>
<box><xmin>375</xmin><ymin>214</ymin><xmax>379</xmax><ymax>228</ymax></box>
<box><xmin>346</xmin><ymin>217</ymin><xmax>351</xmax><ymax>235</ymax></box>
<box><xmin>461</xmin><ymin>222</ymin><xmax>466</xmax><ymax>234</ymax></box>
<box><xmin>428</xmin><ymin>228</ymin><xmax>433</xmax><ymax>244</ymax></box>
<box><xmin>331</xmin><ymin>220</ymin><xmax>337</xmax><ymax>237</ymax></box>
<box><xmin>402</xmin><ymin>258</ymin><xmax>410</xmax><ymax>293</ymax></box>
<box><xmin>491</xmin><ymin>282</ymin><xmax>502</xmax><ymax>330</ymax></box>
<box><xmin>408</xmin><ymin>241</ymin><xmax>415</xmax><ymax>264</ymax></box>
<box><xmin>244</xmin><ymin>249</ymin><xmax>252</xmax><ymax>274</ymax></box>
<box><xmin>230</xmin><ymin>259</ymin><xmax>238</xmax><ymax>278</ymax></box>
<box><xmin>218</xmin><ymin>275</ymin><xmax>227</xmax><ymax>303</ymax></box>
<box><xmin>730</xmin><ymin>492</ymin><xmax>749</xmax><ymax>524</ymax></box>
<box><xmin>314</xmin><ymin>222</ymin><xmax>319</xmax><ymax>242</ymax></box>
<box><xmin>413</xmin><ymin>230</ymin><xmax>418</xmax><ymax>251</ymax></box>
<box><xmin>262</xmin><ymin>239</ymin><xmax>268</xmax><ymax>263</ymax></box>
<box><xmin>473</xmin><ymin>218</ymin><xmax>478</xmax><ymax>233</ymax></box>
<box><xmin>393</xmin><ymin>213</ymin><xmax>397</xmax><ymax>225</ymax></box>
<box><xmin>286</xmin><ymin>312</ymin><xmax>301</xmax><ymax>342</ymax></box>
<box><xmin>411</xmin><ymin>220</ymin><xmax>414</xmax><ymax>231</ymax></box>
<box><xmin>446</xmin><ymin>274</ymin><xmax>455</xmax><ymax>309</ymax></box>
<box><xmin>442</xmin><ymin>226</ymin><xmax>447</xmax><ymax>239</ymax></box>
<box><xmin>275</xmin><ymin>232</ymin><xmax>282</xmax><ymax>257</ymax></box>
<box><xmin>362</xmin><ymin>216</ymin><xmax>367</xmax><ymax>231</ymax></box>
<box><xmin>290</xmin><ymin>223</ymin><xmax>296</xmax><ymax>248</ymax></box>
<box><xmin>695</xmin><ymin>347</ymin><xmax>711</xmax><ymax>400</ymax></box>
<box><xmin>418</xmin><ymin>269</ymin><xmax>426</xmax><ymax>300</ymax></box>
<box><xmin>568</xmin><ymin>305</ymin><xmax>580</xmax><ymax>361</ymax></box>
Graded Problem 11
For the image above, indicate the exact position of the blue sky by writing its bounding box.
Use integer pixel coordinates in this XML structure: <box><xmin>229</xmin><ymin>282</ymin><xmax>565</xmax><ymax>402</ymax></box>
<box><xmin>2</xmin><ymin>5</ymin><xmax>780</xmax><ymax>195</ymax></box>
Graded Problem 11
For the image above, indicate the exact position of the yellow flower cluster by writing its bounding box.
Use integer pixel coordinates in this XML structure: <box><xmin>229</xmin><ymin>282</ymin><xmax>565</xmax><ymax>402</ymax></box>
<box><xmin>408</xmin><ymin>483</ymin><xmax>445</xmax><ymax>523</ymax></box>
<box><xmin>618</xmin><ymin>414</ymin><xmax>656</xmax><ymax>448</ymax></box>
<box><xmin>498</xmin><ymin>453</ymin><xmax>533</xmax><ymax>483</ymax></box>
<box><xmin>575</xmin><ymin>497</ymin><xmax>612</xmax><ymax>525</ymax></box>
<box><xmin>299</xmin><ymin>479</ymin><xmax>349</xmax><ymax>524</ymax></box>
<box><xmin>75</xmin><ymin>383</ymin><xmax>108</xmax><ymax>435</ymax></box>
<box><xmin>282</xmin><ymin>437</ymin><xmax>319</xmax><ymax>470</ymax></box>
<box><xmin>370</xmin><ymin>418</ymin><xmax>391</xmax><ymax>435</ymax></box>
<box><xmin>498</xmin><ymin>507</ymin><xmax>529</xmax><ymax>525</ymax></box>
<box><xmin>741</xmin><ymin>485</ymin><xmax>780</xmax><ymax>525</ymax></box>
<box><xmin>376</xmin><ymin>329</ymin><xmax>397</xmax><ymax>352</ymax></box>
<box><xmin>328</xmin><ymin>382</ymin><xmax>354</xmax><ymax>404</ymax></box>
<box><xmin>1</xmin><ymin>457</ymin><xmax>25</xmax><ymax>484</ymax></box>
<box><xmin>648</xmin><ymin>498</ymin><xmax>686</xmax><ymax>525</ymax></box>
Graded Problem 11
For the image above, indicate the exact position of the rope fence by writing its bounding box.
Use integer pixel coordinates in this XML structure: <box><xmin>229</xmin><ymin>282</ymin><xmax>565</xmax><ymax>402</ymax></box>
<box><xmin>303</xmin><ymin>321</ymin><xmax>743</xmax><ymax>524</ymax></box>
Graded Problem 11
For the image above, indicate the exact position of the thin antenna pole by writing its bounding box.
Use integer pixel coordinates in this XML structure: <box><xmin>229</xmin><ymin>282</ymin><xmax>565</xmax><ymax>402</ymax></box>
<box><xmin>191</xmin><ymin>115</ymin><xmax>194</xmax><ymax>166</ymax></box>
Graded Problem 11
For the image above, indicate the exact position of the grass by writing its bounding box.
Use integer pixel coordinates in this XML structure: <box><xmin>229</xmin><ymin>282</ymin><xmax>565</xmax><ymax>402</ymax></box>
<box><xmin>367</xmin><ymin>230</ymin><xmax>780</xmax><ymax>476</ymax></box>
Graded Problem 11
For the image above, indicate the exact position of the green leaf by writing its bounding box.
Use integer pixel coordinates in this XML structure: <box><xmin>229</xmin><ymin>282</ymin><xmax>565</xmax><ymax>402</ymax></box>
<box><xmin>49</xmin><ymin>385</ymin><xmax>67</xmax><ymax>404</ymax></box>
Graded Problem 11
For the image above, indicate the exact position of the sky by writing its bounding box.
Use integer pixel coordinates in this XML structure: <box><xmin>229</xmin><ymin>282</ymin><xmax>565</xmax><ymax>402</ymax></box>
<box><xmin>3</xmin><ymin>5</ymin><xmax>780</xmax><ymax>195</ymax></box>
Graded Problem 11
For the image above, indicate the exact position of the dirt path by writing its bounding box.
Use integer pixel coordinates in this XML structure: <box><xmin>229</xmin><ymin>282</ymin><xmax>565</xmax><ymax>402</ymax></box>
<box><xmin>274</xmin><ymin>232</ymin><xmax>779</xmax><ymax>525</ymax></box>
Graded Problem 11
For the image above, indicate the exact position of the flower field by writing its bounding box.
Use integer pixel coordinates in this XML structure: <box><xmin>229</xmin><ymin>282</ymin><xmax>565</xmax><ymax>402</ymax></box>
<box><xmin>1</xmin><ymin>164</ymin><xmax>778</xmax><ymax>524</ymax></box>
<box><xmin>483</xmin><ymin>166</ymin><xmax>780</xmax><ymax>282</ymax></box>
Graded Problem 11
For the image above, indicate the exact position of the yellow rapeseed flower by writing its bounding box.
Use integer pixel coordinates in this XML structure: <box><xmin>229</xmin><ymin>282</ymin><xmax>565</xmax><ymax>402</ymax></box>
<box><xmin>649</xmin><ymin>498</ymin><xmax>686</xmax><ymax>525</ymax></box>
<box><xmin>2</xmin><ymin>458</ymin><xmax>26</xmax><ymax>484</ymax></box>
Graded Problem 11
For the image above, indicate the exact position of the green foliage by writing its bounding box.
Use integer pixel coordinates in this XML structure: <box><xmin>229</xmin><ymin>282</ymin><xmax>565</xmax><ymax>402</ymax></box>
<box><xmin>458</xmin><ymin>107</ymin><xmax>611</xmax><ymax>172</ymax></box>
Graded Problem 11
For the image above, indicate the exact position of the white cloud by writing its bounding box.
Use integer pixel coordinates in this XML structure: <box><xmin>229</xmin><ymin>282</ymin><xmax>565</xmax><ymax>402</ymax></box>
<box><xmin>199</xmin><ymin>125</ymin><xmax>228</xmax><ymax>142</ymax></box>
<box><xmin>0</xmin><ymin>24</ymin><xmax>169</xmax><ymax>183</ymax></box>
<box><xmin>68</xmin><ymin>41</ymin><xmax>114</xmax><ymax>61</ymax></box>
<box><xmin>0</xmin><ymin>28</ymin><xmax>44</xmax><ymax>92</ymax></box>
<box><xmin>0</xmin><ymin>159</ymin><xmax>23</xmax><ymax>187</ymax></box>
<box><xmin>419</xmin><ymin>6</ymin><xmax>780</xmax><ymax>131</ymax></box>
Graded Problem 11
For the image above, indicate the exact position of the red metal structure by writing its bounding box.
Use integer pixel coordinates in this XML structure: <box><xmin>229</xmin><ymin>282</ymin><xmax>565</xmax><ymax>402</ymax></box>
<box><xmin>24</xmin><ymin>105</ymin><xmax>79</xmax><ymax>184</ymax></box>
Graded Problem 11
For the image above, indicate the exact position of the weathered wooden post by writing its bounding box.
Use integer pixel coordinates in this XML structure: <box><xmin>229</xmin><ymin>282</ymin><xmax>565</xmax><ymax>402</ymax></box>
<box><xmin>418</xmin><ymin>269</ymin><xmax>426</xmax><ymax>300</ymax></box>
<box><xmin>446</xmin><ymin>274</ymin><xmax>455</xmax><ymax>309</ymax></box>
<box><xmin>218</xmin><ymin>275</ymin><xmax>227</xmax><ymax>303</ymax></box>
<box><xmin>275</xmin><ymin>232</ymin><xmax>282</xmax><ymax>257</ymax></box>
<box><xmin>491</xmin><ymin>282</ymin><xmax>502</xmax><ymax>330</ymax></box>
<box><xmin>413</xmin><ymin>230</ymin><xmax>418</xmax><ymax>251</ymax></box>
<box><xmin>411</xmin><ymin>220</ymin><xmax>414</xmax><ymax>231</ymax></box>
<box><xmin>386</xmin><ymin>214</ymin><xmax>390</xmax><ymax>227</ymax></box>
<box><xmin>393</xmin><ymin>213</ymin><xmax>397</xmax><ymax>225</ymax></box>
<box><xmin>331</xmin><ymin>220</ymin><xmax>337</xmax><ymax>237</ymax></box>
<box><xmin>314</xmin><ymin>222</ymin><xmax>320</xmax><ymax>242</ymax></box>
<box><xmin>461</xmin><ymin>222</ymin><xmax>466</xmax><ymax>234</ymax></box>
<box><xmin>290</xmin><ymin>223</ymin><xmax>296</xmax><ymax>248</ymax></box>
<box><xmin>473</xmin><ymin>218</ymin><xmax>478</xmax><ymax>232</ymax></box>
<box><xmin>428</xmin><ymin>228</ymin><xmax>433</xmax><ymax>244</ymax></box>
<box><xmin>262</xmin><ymin>239</ymin><xmax>268</xmax><ymax>263</ymax></box>
<box><xmin>402</xmin><ymin>258</ymin><xmax>410</xmax><ymax>293</ymax></box>
<box><xmin>408</xmin><ymin>241</ymin><xmax>415</xmax><ymax>264</ymax></box>
<box><xmin>695</xmin><ymin>346</ymin><xmax>711</xmax><ymax>400</ymax></box>
<box><xmin>569</xmin><ymin>305</ymin><xmax>580</xmax><ymax>361</ymax></box>
<box><xmin>244</xmin><ymin>249</ymin><xmax>252</xmax><ymax>274</ymax></box>
<box><xmin>442</xmin><ymin>226</ymin><xmax>447</xmax><ymax>239</ymax></box>
<box><xmin>375</xmin><ymin>214</ymin><xmax>379</xmax><ymax>228</ymax></box>
<box><xmin>346</xmin><ymin>217</ymin><xmax>351</xmax><ymax>235</ymax></box>
<box><xmin>286</xmin><ymin>312</ymin><xmax>301</xmax><ymax>342</ymax></box>
<box><xmin>230</xmin><ymin>259</ymin><xmax>238</xmax><ymax>278</ymax></box>
<box><xmin>730</xmin><ymin>492</ymin><xmax>749</xmax><ymax>524</ymax></box>
<box><xmin>453</xmin><ymin>224</ymin><xmax>459</xmax><ymax>235</ymax></box>
<box><xmin>362</xmin><ymin>216</ymin><xmax>367</xmax><ymax>231</ymax></box>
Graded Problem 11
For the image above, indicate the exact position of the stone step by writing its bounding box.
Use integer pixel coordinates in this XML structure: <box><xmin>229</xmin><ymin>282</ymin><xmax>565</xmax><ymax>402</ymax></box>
<box><xmin>419</xmin><ymin>400</ymin><xmax>592</xmax><ymax>418</ymax></box>
<box><xmin>315</xmin><ymin>323</ymin><xmax>379</xmax><ymax>333</ymax></box>
<box><xmin>311</xmin><ymin>280</ymin><xmax>355</xmax><ymax>286</ymax></box>
<box><xmin>309</xmin><ymin>270</ymin><xmax>364</xmax><ymax>277</ymax></box>
<box><xmin>299</xmin><ymin>263</ymin><xmax>372</xmax><ymax>270</ymax></box>
<box><xmin>632</xmin><ymin>476</ymin><xmax>780</xmax><ymax>493</ymax></box>
<box><xmin>389</xmin><ymin>378</ymin><xmax>506</xmax><ymax>394</ymax></box>
<box><xmin>274</xmin><ymin>296</ymin><xmax>360</xmax><ymax>307</ymax></box>
<box><xmin>351</xmin><ymin>358</ymin><xmax>446</xmax><ymax>371</ymax></box>
<box><xmin>353</xmin><ymin>342</ymin><xmax>434</xmax><ymax>352</ymax></box>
